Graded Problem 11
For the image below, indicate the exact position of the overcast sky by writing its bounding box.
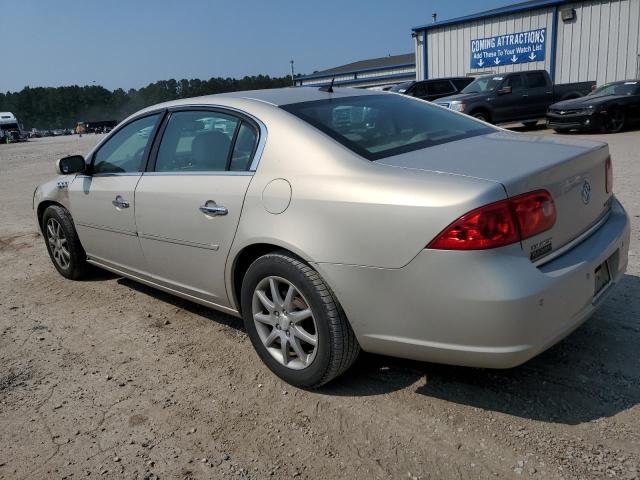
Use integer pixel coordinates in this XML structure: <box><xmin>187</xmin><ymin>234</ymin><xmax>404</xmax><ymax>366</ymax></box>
<box><xmin>2</xmin><ymin>0</ymin><xmax>518</xmax><ymax>92</ymax></box>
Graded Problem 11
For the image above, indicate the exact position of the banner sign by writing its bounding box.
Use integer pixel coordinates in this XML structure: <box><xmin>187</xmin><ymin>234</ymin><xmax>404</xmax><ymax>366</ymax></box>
<box><xmin>470</xmin><ymin>28</ymin><xmax>546</xmax><ymax>69</ymax></box>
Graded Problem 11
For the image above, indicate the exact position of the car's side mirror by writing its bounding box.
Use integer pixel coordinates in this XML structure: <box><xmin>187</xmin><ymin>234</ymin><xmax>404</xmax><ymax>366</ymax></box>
<box><xmin>56</xmin><ymin>155</ymin><xmax>86</xmax><ymax>175</ymax></box>
<box><xmin>497</xmin><ymin>86</ymin><xmax>512</xmax><ymax>95</ymax></box>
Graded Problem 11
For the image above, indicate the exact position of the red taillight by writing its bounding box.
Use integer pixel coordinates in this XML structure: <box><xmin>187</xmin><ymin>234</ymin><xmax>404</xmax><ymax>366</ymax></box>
<box><xmin>511</xmin><ymin>190</ymin><xmax>557</xmax><ymax>240</ymax></box>
<box><xmin>605</xmin><ymin>156</ymin><xmax>613</xmax><ymax>193</ymax></box>
<box><xmin>427</xmin><ymin>190</ymin><xmax>556</xmax><ymax>251</ymax></box>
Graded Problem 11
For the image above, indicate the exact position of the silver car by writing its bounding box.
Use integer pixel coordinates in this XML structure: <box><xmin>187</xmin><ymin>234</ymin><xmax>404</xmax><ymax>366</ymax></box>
<box><xmin>33</xmin><ymin>87</ymin><xmax>630</xmax><ymax>387</ymax></box>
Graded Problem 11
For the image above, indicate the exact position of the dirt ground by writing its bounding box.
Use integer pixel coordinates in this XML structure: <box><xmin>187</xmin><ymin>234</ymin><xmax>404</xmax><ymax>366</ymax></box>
<box><xmin>0</xmin><ymin>129</ymin><xmax>639</xmax><ymax>480</ymax></box>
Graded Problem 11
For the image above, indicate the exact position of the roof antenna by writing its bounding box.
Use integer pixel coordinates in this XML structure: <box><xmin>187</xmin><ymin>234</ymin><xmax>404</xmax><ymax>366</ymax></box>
<box><xmin>320</xmin><ymin>77</ymin><xmax>335</xmax><ymax>93</ymax></box>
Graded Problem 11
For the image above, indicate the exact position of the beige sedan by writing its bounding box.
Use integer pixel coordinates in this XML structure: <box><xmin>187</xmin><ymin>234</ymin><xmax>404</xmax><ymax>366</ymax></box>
<box><xmin>33</xmin><ymin>87</ymin><xmax>629</xmax><ymax>387</ymax></box>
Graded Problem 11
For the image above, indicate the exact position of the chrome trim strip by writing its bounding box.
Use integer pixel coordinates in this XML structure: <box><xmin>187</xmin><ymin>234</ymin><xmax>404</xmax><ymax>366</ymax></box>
<box><xmin>138</xmin><ymin>232</ymin><xmax>220</xmax><ymax>251</ymax></box>
<box><xmin>76</xmin><ymin>173</ymin><xmax>142</xmax><ymax>178</ymax></box>
<box><xmin>76</xmin><ymin>222</ymin><xmax>138</xmax><ymax>237</ymax></box>
<box><xmin>142</xmin><ymin>171</ymin><xmax>253</xmax><ymax>177</ymax></box>
<box><xmin>534</xmin><ymin>209</ymin><xmax>611</xmax><ymax>268</ymax></box>
<box><xmin>86</xmin><ymin>258</ymin><xmax>240</xmax><ymax>317</ymax></box>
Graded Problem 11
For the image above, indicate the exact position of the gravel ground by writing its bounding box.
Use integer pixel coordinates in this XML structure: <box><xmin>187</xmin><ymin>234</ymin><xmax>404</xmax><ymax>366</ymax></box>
<box><xmin>0</xmin><ymin>129</ymin><xmax>639</xmax><ymax>480</ymax></box>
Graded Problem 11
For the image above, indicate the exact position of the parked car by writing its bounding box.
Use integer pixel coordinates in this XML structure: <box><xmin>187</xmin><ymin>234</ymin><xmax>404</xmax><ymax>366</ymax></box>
<box><xmin>389</xmin><ymin>77</ymin><xmax>474</xmax><ymax>101</ymax></box>
<box><xmin>33</xmin><ymin>88</ymin><xmax>629</xmax><ymax>388</ymax></box>
<box><xmin>547</xmin><ymin>80</ymin><xmax>640</xmax><ymax>133</ymax></box>
<box><xmin>434</xmin><ymin>70</ymin><xmax>595</xmax><ymax>127</ymax></box>
<box><xmin>0</xmin><ymin>112</ymin><xmax>27</xmax><ymax>143</ymax></box>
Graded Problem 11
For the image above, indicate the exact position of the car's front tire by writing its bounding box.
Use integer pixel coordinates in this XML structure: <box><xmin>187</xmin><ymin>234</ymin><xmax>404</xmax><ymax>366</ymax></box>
<box><xmin>42</xmin><ymin>205</ymin><xmax>89</xmax><ymax>280</ymax></box>
<box><xmin>601</xmin><ymin>109</ymin><xmax>625</xmax><ymax>133</ymax></box>
<box><xmin>241</xmin><ymin>251</ymin><xmax>359</xmax><ymax>388</ymax></box>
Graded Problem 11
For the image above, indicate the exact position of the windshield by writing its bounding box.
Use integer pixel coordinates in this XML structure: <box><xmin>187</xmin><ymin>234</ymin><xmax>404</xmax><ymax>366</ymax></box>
<box><xmin>589</xmin><ymin>81</ymin><xmax>639</xmax><ymax>97</ymax></box>
<box><xmin>0</xmin><ymin>122</ymin><xmax>19</xmax><ymax>131</ymax></box>
<box><xmin>461</xmin><ymin>76</ymin><xmax>504</xmax><ymax>94</ymax></box>
<box><xmin>280</xmin><ymin>94</ymin><xmax>494</xmax><ymax>161</ymax></box>
<box><xmin>389</xmin><ymin>82</ymin><xmax>414</xmax><ymax>93</ymax></box>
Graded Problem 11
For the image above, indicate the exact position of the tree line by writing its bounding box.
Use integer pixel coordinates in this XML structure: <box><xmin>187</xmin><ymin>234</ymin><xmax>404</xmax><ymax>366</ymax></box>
<box><xmin>0</xmin><ymin>75</ymin><xmax>293</xmax><ymax>130</ymax></box>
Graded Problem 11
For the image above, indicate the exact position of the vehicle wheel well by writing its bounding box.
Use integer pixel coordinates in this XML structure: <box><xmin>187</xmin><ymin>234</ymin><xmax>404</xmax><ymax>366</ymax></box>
<box><xmin>36</xmin><ymin>201</ymin><xmax>65</xmax><ymax>233</ymax></box>
<box><xmin>232</xmin><ymin>243</ymin><xmax>298</xmax><ymax>314</ymax></box>
<box><xmin>469</xmin><ymin>108</ymin><xmax>491</xmax><ymax>122</ymax></box>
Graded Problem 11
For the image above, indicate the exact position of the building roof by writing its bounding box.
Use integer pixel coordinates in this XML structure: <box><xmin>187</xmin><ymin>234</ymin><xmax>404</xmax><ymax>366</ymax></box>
<box><xmin>299</xmin><ymin>53</ymin><xmax>415</xmax><ymax>80</ymax></box>
<box><xmin>413</xmin><ymin>0</ymin><xmax>572</xmax><ymax>31</ymax></box>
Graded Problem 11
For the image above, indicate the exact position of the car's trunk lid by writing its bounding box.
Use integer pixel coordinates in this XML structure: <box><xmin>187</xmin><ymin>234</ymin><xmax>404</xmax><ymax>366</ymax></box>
<box><xmin>377</xmin><ymin>131</ymin><xmax>612</xmax><ymax>262</ymax></box>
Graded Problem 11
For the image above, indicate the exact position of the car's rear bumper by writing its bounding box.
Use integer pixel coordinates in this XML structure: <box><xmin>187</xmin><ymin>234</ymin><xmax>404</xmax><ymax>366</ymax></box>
<box><xmin>316</xmin><ymin>197</ymin><xmax>630</xmax><ymax>368</ymax></box>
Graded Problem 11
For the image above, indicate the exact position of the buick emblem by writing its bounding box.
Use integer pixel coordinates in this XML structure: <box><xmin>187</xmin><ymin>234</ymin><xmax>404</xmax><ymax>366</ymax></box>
<box><xmin>581</xmin><ymin>179</ymin><xmax>591</xmax><ymax>204</ymax></box>
<box><xmin>559</xmin><ymin>110</ymin><xmax>565</xmax><ymax>115</ymax></box>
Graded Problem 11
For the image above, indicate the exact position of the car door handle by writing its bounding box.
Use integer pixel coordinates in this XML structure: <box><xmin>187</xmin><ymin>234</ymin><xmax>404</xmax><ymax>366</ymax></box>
<box><xmin>199</xmin><ymin>203</ymin><xmax>228</xmax><ymax>216</ymax></box>
<box><xmin>112</xmin><ymin>195</ymin><xmax>130</xmax><ymax>209</ymax></box>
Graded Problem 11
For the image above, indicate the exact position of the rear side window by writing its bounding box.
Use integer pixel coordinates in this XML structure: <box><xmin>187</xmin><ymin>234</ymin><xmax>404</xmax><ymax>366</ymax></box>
<box><xmin>281</xmin><ymin>94</ymin><xmax>494</xmax><ymax>161</ymax></box>
<box><xmin>428</xmin><ymin>80</ymin><xmax>455</xmax><ymax>95</ymax></box>
<box><xmin>155</xmin><ymin>111</ymin><xmax>239</xmax><ymax>172</ymax></box>
<box><xmin>526</xmin><ymin>72</ymin><xmax>547</xmax><ymax>89</ymax></box>
<box><xmin>93</xmin><ymin>114</ymin><xmax>160</xmax><ymax>174</ymax></box>
<box><xmin>411</xmin><ymin>83</ymin><xmax>428</xmax><ymax>97</ymax></box>
<box><xmin>504</xmin><ymin>74</ymin><xmax>525</xmax><ymax>92</ymax></box>
<box><xmin>230</xmin><ymin>123</ymin><xmax>258</xmax><ymax>171</ymax></box>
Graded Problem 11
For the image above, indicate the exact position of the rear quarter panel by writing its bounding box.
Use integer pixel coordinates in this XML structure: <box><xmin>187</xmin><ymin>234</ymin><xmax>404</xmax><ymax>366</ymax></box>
<box><xmin>227</xmin><ymin>104</ymin><xmax>506</xmax><ymax>271</ymax></box>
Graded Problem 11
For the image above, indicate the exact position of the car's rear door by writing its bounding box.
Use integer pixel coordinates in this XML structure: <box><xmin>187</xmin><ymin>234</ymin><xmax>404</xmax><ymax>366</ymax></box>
<box><xmin>133</xmin><ymin>108</ymin><xmax>261</xmax><ymax>307</ymax></box>
<box><xmin>69</xmin><ymin>112</ymin><xmax>162</xmax><ymax>272</ymax></box>
<box><xmin>426</xmin><ymin>80</ymin><xmax>457</xmax><ymax>101</ymax></box>
<box><xmin>524</xmin><ymin>71</ymin><xmax>554</xmax><ymax>118</ymax></box>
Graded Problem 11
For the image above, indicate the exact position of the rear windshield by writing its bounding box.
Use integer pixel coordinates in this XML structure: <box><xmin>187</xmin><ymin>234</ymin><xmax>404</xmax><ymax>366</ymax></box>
<box><xmin>280</xmin><ymin>94</ymin><xmax>493</xmax><ymax>160</ymax></box>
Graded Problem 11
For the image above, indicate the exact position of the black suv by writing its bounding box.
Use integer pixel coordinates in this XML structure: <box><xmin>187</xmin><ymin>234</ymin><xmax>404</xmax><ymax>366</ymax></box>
<box><xmin>389</xmin><ymin>77</ymin><xmax>474</xmax><ymax>102</ymax></box>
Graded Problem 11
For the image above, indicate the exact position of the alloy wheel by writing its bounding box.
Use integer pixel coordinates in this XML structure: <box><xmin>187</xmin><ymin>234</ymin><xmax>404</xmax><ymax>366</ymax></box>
<box><xmin>604</xmin><ymin>110</ymin><xmax>625</xmax><ymax>133</ymax></box>
<box><xmin>252</xmin><ymin>276</ymin><xmax>318</xmax><ymax>370</ymax></box>
<box><xmin>46</xmin><ymin>218</ymin><xmax>70</xmax><ymax>269</ymax></box>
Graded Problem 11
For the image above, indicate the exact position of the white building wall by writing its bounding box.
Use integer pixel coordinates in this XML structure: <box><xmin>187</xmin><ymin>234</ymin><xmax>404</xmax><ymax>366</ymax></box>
<box><xmin>556</xmin><ymin>0</ymin><xmax>640</xmax><ymax>85</ymax></box>
<box><xmin>417</xmin><ymin>0</ymin><xmax>640</xmax><ymax>84</ymax></box>
<box><xmin>425</xmin><ymin>7</ymin><xmax>555</xmax><ymax>79</ymax></box>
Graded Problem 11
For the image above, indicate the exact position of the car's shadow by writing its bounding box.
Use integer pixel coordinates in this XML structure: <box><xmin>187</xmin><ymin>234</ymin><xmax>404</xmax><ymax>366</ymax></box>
<box><xmin>321</xmin><ymin>273</ymin><xmax>640</xmax><ymax>425</ymax></box>
<box><xmin>106</xmin><ymin>271</ymin><xmax>639</xmax><ymax>426</ymax></box>
<box><xmin>116</xmin><ymin>277</ymin><xmax>245</xmax><ymax>332</ymax></box>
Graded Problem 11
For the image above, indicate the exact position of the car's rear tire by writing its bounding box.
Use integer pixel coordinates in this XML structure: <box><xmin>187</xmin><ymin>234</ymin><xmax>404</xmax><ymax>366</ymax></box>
<box><xmin>42</xmin><ymin>205</ymin><xmax>89</xmax><ymax>280</ymax></box>
<box><xmin>553</xmin><ymin>128</ymin><xmax>570</xmax><ymax>134</ymax></box>
<box><xmin>241</xmin><ymin>251</ymin><xmax>359</xmax><ymax>388</ymax></box>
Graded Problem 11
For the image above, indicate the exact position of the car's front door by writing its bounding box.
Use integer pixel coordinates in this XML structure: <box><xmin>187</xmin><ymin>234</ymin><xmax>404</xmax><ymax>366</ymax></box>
<box><xmin>134</xmin><ymin>109</ymin><xmax>260</xmax><ymax>307</ymax></box>
<box><xmin>69</xmin><ymin>113</ymin><xmax>162</xmax><ymax>272</ymax></box>
<box><xmin>492</xmin><ymin>73</ymin><xmax>526</xmax><ymax>122</ymax></box>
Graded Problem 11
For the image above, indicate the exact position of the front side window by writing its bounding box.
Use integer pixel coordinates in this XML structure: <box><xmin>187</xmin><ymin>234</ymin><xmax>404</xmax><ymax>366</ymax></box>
<box><xmin>281</xmin><ymin>94</ymin><xmax>494</xmax><ymax>161</ymax></box>
<box><xmin>461</xmin><ymin>76</ymin><xmax>503</xmax><ymax>93</ymax></box>
<box><xmin>93</xmin><ymin>114</ymin><xmax>160</xmax><ymax>174</ymax></box>
<box><xmin>389</xmin><ymin>81</ymin><xmax>414</xmax><ymax>93</ymax></box>
<box><xmin>155</xmin><ymin>111</ymin><xmax>239</xmax><ymax>172</ymax></box>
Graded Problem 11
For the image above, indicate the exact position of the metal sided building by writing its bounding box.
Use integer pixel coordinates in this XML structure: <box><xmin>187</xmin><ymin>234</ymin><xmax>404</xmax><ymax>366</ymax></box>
<box><xmin>412</xmin><ymin>0</ymin><xmax>640</xmax><ymax>85</ymax></box>
<box><xmin>295</xmin><ymin>54</ymin><xmax>416</xmax><ymax>89</ymax></box>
